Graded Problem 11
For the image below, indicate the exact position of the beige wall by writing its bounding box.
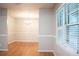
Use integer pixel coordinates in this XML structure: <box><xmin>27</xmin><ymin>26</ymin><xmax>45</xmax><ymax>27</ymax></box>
<box><xmin>14</xmin><ymin>18</ymin><xmax>39</xmax><ymax>42</ymax></box>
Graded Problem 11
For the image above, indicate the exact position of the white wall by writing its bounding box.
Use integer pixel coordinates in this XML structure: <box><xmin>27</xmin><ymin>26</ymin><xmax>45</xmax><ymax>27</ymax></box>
<box><xmin>14</xmin><ymin>18</ymin><xmax>39</xmax><ymax>42</ymax></box>
<box><xmin>39</xmin><ymin>8</ymin><xmax>56</xmax><ymax>52</ymax></box>
<box><xmin>55</xmin><ymin>42</ymin><xmax>78</xmax><ymax>56</ymax></box>
<box><xmin>39</xmin><ymin>9</ymin><xmax>56</xmax><ymax>35</ymax></box>
<box><xmin>0</xmin><ymin>8</ymin><xmax>8</xmax><ymax>51</ymax></box>
<box><xmin>7</xmin><ymin>8</ymin><xmax>39</xmax><ymax>43</ymax></box>
<box><xmin>7</xmin><ymin>9</ymin><xmax>15</xmax><ymax>44</ymax></box>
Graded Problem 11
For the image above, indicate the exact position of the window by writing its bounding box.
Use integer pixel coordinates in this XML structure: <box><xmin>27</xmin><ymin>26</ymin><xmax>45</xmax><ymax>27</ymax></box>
<box><xmin>57</xmin><ymin>3</ymin><xmax>79</xmax><ymax>54</ymax></box>
<box><xmin>66</xmin><ymin>25</ymin><xmax>78</xmax><ymax>51</ymax></box>
<box><xmin>57</xmin><ymin>7</ymin><xmax>65</xmax><ymax>27</ymax></box>
<box><xmin>58</xmin><ymin>29</ymin><xmax>64</xmax><ymax>43</ymax></box>
<box><xmin>69</xmin><ymin>11</ymin><xmax>78</xmax><ymax>24</ymax></box>
<box><xmin>68</xmin><ymin>3</ymin><xmax>78</xmax><ymax>13</ymax></box>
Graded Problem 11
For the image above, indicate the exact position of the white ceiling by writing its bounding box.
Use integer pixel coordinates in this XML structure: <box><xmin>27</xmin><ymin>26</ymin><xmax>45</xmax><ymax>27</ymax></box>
<box><xmin>0</xmin><ymin>3</ymin><xmax>57</xmax><ymax>18</ymax></box>
<box><xmin>0</xmin><ymin>3</ymin><xmax>56</xmax><ymax>9</ymax></box>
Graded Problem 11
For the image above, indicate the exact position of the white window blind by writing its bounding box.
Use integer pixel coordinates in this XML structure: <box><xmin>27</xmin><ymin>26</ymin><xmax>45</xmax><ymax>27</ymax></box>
<box><xmin>66</xmin><ymin>25</ymin><xmax>79</xmax><ymax>51</ymax></box>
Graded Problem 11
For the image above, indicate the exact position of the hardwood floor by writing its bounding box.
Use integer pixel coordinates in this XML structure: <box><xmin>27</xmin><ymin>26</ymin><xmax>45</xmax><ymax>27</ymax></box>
<box><xmin>0</xmin><ymin>42</ymin><xmax>54</xmax><ymax>56</ymax></box>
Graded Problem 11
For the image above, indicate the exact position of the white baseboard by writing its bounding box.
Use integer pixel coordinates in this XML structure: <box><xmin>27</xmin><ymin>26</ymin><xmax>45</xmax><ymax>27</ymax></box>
<box><xmin>8</xmin><ymin>40</ymin><xmax>16</xmax><ymax>44</ymax></box>
<box><xmin>8</xmin><ymin>40</ymin><xmax>38</xmax><ymax>44</ymax></box>
<box><xmin>15</xmin><ymin>40</ymin><xmax>38</xmax><ymax>43</ymax></box>
<box><xmin>40</xmin><ymin>35</ymin><xmax>56</xmax><ymax>37</ymax></box>
<box><xmin>38</xmin><ymin>50</ymin><xmax>54</xmax><ymax>52</ymax></box>
<box><xmin>0</xmin><ymin>49</ymin><xmax>8</xmax><ymax>51</ymax></box>
<box><xmin>38</xmin><ymin>50</ymin><xmax>56</xmax><ymax>56</ymax></box>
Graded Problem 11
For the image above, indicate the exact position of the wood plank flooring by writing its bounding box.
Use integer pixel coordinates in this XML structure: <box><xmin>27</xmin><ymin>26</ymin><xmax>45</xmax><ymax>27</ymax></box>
<box><xmin>0</xmin><ymin>42</ymin><xmax>54</xmax><ymax>56</ymax></box>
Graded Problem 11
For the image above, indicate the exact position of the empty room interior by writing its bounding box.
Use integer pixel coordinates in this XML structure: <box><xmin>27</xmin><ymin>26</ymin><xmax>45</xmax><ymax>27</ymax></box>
<box><xmin>0</xmin><ymin>3</ymin><xmax>79</xmax><ymax>56</ymax></box>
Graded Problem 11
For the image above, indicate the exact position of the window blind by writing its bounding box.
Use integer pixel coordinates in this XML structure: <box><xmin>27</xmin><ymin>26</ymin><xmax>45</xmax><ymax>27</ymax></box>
<box><xmin>66</xmin><ymin>25</ymin><xmax>79</xmax><ymax>52</ymax></box>
<box><xmin>57</xmin><ymin>3</ymin><xmax>79</xmax><ymax>54</ymax></box>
